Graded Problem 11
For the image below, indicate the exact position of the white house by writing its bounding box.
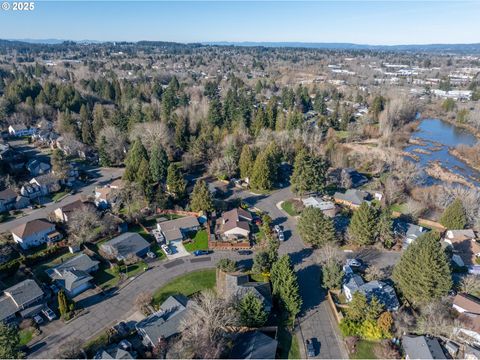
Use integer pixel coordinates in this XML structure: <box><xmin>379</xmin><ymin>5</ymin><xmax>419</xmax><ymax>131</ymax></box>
<box><xmin>11</xmin><ymin>219</ymin><xmax>62</xmax><ymax>249</ymax></box>
<box><xmin>8</xmin><ymin>124</ymin><xmax>37</xmax><ymax>137</ymax></box>
<box><xmin>215</xmin><ymin>208</ymin><xmax>253</xmax><ymax>239</ymax></box>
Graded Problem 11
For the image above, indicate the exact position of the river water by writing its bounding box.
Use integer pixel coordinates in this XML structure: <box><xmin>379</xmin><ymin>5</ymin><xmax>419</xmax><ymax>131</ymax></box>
<box><xmin>404</xmin><ymin>118</ymin><xmax>480</xmax><ymax>187</ymax></box>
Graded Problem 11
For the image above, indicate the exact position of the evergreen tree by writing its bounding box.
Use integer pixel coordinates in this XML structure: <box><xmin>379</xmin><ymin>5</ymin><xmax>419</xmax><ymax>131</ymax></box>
<box><xmin>174</xmin><ymin>114</ymin><xmax>188</xmax><ymax>150</ymax></box>
<box><xmin>239</xmin><ymin>145</ymin><xmax>254</xmax><ymax>181</ymax></box>
<box><xmin>252</xmin><ymin>107</ymin><xmax>268</xmax><ymax>136</ymax></box>
<box><xmin>207</xmin><ymin>98</ymin><xmax>224</xmax><ymax>127</ymax></box>
<box><xmin>270</xmin><ymin>255</ymin><xmax>302</xmax><ymax>318</ymax></box>
<box><xmin>348</xmin><ymin>203</ymin><xmax>378</xmax><ymax>246</ymax></box>
<box><xmin>291</xmin><ymin>149</ymin><xmax>328</xmax><ymax>195</ymax></box>
<box><xmin>297</xmin><ymin>207</ymin><xmax>336</xmax><ymax>247</ymax></box>
<box><xmin>124</xmin><ymin>138</ymin><xmax>148</xmax><ymax>182</ymax></box>
<box><xmin>166</xmin><ymin>163</ymin><xmax>187</xmax><ymax>199</ymax></box>
<box><xmin>237</xmin><ymin>292</ymin><xmax>268</xmax><ymax>328</ymax></box>
<box><xmin>0</xmin><ymin>323</ymin><xmax>22</xmax><ymax>359</ymax></box>
<box><xmin>440</xmin><ymin>198</ymin><xmax>467</xmax><ymax>229</ymax></box>
<box><xmin>252</xmin><ymin>251</ymin><xmax>273</xmax><ymax>275</ymax></box>
<box><xmin>98</xmin><ymin>136</ymin><xmax>111</xmax><ymax>167</ymax></box>
<box><xmin>250</xmin><ymin>148</ymin><xmax>274</xmax><ymax>191</ymax></box>
<box><xmin>136</xmin><ymin>158</ymin><xmax>152</xmax><ymax>195</ymax></box>
<box><xmin>190</xmin><ymin>180</ymin><xmax>214</xmax><ymax>212</ymax></box>
<box><xmin>58</xmin><ymin>289</ymin><xmax>70</xmax><ymax>319</ymax></box>
<box><xmin>393</xmin><ymin>231</ymin><xmax>452</xmax><ymax>306</ymax></box>
<box><xmin>51</xmin><ymin>149</ymin><xmax>69</xmax><ymax>180</ymax></box>
<box><xmin>322</xmin><ymin>259</ymin><xmax>344</xmax><ymax>290</ymax></box>
<box><xmin>149</xmin><ymin>143</ymin><xmax>169</xmax><ymax>183</ymax></box>
<box><xmin>377</xmin><ymin>209</ymin><xmax>395</xmax><ymax>248</ymax></box>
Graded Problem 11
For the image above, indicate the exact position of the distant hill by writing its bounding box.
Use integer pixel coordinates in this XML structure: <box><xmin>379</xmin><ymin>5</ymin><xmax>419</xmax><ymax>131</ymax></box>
<box><xmin>3</xmin><ymin>38</ymin><xmax>480</xmax><ymax>53</ymax></box>
<box><xmin>205</xmin><ymin>41</ymin><xmax>480</xmax><ymax>53</ymax></box>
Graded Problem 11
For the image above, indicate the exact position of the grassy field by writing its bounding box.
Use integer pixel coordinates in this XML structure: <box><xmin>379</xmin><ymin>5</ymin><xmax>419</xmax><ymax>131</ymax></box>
<box><xmin>391</xmin><ymin>203</ymin><xmax>407</xmax><ymax>214</ymax></box>
<box><xmin>351</xmin><ymin>340</ymin><xmax>378</xmax><ymax>359</ymax></box>
<box><xmin>93</xmin><ymin>260</ymin><xmax>148</xmax><ymax>289</ymax></box>
<box><xmin>184</xmin><ymin>230</ymin><xmax>208</xmax><ymax>252</ymax></box>
<box><xmin>152</xmin><ymin>269</ymin><xmax>216</xmax><ymax>306</ymax></box>
<box><xmin>19</xmin><ymin>328</ymin><xmax>34</xmax><ymax>346</ymax></box>
<box><xmin>281</xmin><ymin>200</ymin><xmax>300</xmax><ymax>216</ymax></box>
<box><xmin>51</xmin><ymin>191</ymin><xmax>69</xmax><ymax>202</ymax></box>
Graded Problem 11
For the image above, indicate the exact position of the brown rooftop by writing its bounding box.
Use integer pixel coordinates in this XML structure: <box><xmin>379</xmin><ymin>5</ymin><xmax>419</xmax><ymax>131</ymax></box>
<box><xmin>11</xmin><ymin>219</ymin><xmax>54</xmax><ymax>238</ymax></box>
<box><xmin>454</xmin><ymin>294</ymin><xmax>480</xmax><ymax>315</ymax></box>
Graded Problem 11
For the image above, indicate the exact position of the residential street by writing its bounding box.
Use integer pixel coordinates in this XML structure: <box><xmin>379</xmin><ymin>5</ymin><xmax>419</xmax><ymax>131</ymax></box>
<box><xmin>28</xmin><ymin>185</ymin><xmax>348</xmax><ymax>359</ymax></box>
<box><xmin>0</xmin><ymin>167</ymin><xmax>124</xmax><ymax>233</ymax></box>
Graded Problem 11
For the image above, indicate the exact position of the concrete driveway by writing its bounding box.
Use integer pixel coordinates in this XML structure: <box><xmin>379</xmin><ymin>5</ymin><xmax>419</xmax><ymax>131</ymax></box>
<box><xmin>164</xmin><ymin>240</ymin><xmax>190</xmax><ymax>259</ymax></box>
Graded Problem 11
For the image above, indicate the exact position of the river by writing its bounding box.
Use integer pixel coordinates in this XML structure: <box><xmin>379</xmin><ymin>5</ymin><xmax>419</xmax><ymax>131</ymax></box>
<box><xmin>404</xmin><ymin>118</ymin><xmax>480</xmax><ymax>187</ymax></box>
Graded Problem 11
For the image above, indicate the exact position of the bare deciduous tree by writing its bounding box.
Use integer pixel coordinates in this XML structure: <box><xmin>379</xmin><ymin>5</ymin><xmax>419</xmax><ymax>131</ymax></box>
<box><xmin>135</xmin><ymin>291</ymin><xmax>153</xmax><ymax>316</ymax></box>
<box><xmin>460</xmin><ymin>275</ymin><xmax>480</xmax><ymax>295</ymax></box>
<box><xmin>67</xmin><ymin>206</ymin><xmax>101</xmax><ymax>245</ymax></box>
<box><xmin>172</xmin><ymin>290</ymin><xmax>238</xmax><ymax>359</ymax></box>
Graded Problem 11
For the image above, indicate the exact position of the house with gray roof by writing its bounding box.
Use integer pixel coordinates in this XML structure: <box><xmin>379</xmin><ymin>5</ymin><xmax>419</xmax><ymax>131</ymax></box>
<box><xmin>333</xmin><ymin>189</ymin><xmax>370</xmax><ymax>209</ymax></box>
<box><xmin>101</xmin><ymin>232</ymin><xmax>150</xmax><ymax>261</ymax></box>
<box><xmin>402</xmin><ymin>335</ymin><xmax>445</xmax><ymax>359</ymax></box>
<box><xmin>0</xmin><ymin>188</ymin><xmax>17</xmax><ymax>213</ymax></box>
<box><xmin>0</xmin><ymin>279</ymin><xmax>44</xmax><ymax>323</ymax></box>
<box><xmin>222</xmin><ymin>273</ymin><xmax>272</xmax><ymax>312</ymax></box>
<box><xmin>156</xmin><ymin>216</ymin><xmax>200</xmax><ymax>243</ymax></box>
<box><xmin>394</xmin><ymin>221</ymin><xmax>428</xmax><ymax>250</ymax></box>
<box><xmin>46</xmin><ymin>253</ymin><xmax>99</xmax><ymax>297</ymax></box>
<box><xmin>229</xmin><ymin>331</ymin><xmax>278</xmax><ymax>359</ymax></box>
<box><xmin>136</xmin><ymin>294</ymin><xmax>192</xmax><ymax>346</ymax></box>
<box><xmin>343</xmin><ymin>266</ymin><xmax>399</xmax><ymax>311</ymax></box>
<box><xmin>301</xmin><ymin>197</ymin><xmax>337</xmax><ymax>217</ymax></box>
<box><xmin>26</xmin><ymin>159</ymin><xmax>51</xmax><ymax>176</ymax></box>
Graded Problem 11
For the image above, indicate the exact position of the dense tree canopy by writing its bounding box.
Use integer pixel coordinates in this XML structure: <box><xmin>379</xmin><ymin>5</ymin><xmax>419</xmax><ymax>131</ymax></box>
<box><xmin>297</xmin><ymin>207</ymin><xmax>337</xmax><ymax>247</ymax></box>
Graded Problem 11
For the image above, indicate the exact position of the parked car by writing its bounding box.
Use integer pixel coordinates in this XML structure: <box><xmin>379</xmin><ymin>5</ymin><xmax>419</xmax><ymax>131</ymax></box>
<box><xmin>278</xmin><ymin>231</ymin><xmax>285</xmax><ymax>241</ymax></box>
<box><xmin>33</xmin><ymin>315</ymin><xmax>44</xmax><ymax>325</ymax></box>
<box><xmin>274</xmin><ymin>225</ymin><xmax>281</xmax><ymax>233</ymax></box>
<box><xmin>237</xmin><ymin>250</ymin><xmax>252</xmax><ymax>255</ymax></box>
<box><xmin>193</xmin><ymin>250</ymin><xmax>210</xmax><ymax>256</ymax></box>
<box><xmin>146</xmin><ymin>251</ymin><xmax>156</xmax><ymax>259</ymax></box>
<box><xmin>346</xmin><ymin>258</ymin><xmax>363</xmax><ymax>268</ymax></box>
<box><xmin>42</xmin><ymin>307</ymin><xmax>56</xmax><ymax>321</ymax></box>
<box><xmin>161</xmin><ymin>244</ymin><xmax>172</xmax><ymax>255</ymax></box>
<box><xmin>306</xmin><ymin>339</ymin><xmax>316</xmax><ymax>357</ymax></box>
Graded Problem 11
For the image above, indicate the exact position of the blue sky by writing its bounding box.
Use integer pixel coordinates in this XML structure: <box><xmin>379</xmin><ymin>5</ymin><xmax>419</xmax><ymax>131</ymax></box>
<box><xmin>0</xmin><ymin>1</ymin><xmax>479</xmax><ymax>44</ymax></box>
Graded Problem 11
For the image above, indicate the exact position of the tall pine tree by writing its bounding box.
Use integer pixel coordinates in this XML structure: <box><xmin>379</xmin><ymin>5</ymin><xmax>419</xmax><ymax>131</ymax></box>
<box><xmin>149</xmin><ymin>143</ymin><xmax>169</xmax><ymax>184</ymax></box>
<box><xmin>440</xmin><ymin>198</ymin><xmax>467</xmax><ymax>230</ymax></box>
<box><xmin>270</xmin><ymin>255</ymin><xmax>302</xmax><ymax>318</ymax></box>
<box><xmin>298</xmin><ymin>207</ymin><xmax>336</xmax><ymax>247</ymax></box>
<box><xmin>124</xmin><ymin>138</ymin><xmax>148</xmax><ymax>182</ymax></box>
<box><xmin>348</xmin><ymin>203</ymin><xmax>378</xmax><ymax>246</ymax></box>
<box><xmin>239</xmin><ymin>144</ymin><xmax>254</xmax><ymax>181</ymax></box>
<box><xmin>190</xmin><ymin>180</ymin><xmax>214</xmax><ymax>212</ymax></box>
<box><xmin>393</xmin><ymin>231</ymin><xmax>452</xmax><ymax>306</ymax></box>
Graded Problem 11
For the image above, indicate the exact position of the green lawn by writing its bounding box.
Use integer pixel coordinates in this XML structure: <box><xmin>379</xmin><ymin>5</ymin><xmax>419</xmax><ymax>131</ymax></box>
<box><xmin>152</xmin><ymin>269</ymin><xmax>216</xmax><ymax>306</ymax></box>
<box><xmin>250</xmin><ymin>273</ymin><xmax>268</xmax><ymax>282</ymax></box>
<box><xmin>19</xmin><ymin>328</ymin><xmax>34</xmax><ymax>346</ymax></box>
<box><xmin>93</xmin><ymin>260</ymin><xmax>148</xmax><ymax>289</ymax></box>
<box><xmin>336</xmin><ymin>130</ymin><xmax>350</xmax><ymax>140</ymax></box>
<box><xmin>391</xmin><ymin>203</ymin><xmax>407</xmax><ymax>214</ymax></box>
<box><xmin>184</xmin><ymin>230</ymin><xmax>208</xmax><ymax>252</ymax></box>
<box><xmin>351</xmin><ymin>340</ymin><xmax>378</xmax><ymax>359</ymax></box>
<box><xmin>281</xmin><ymin>200</ymin><xmax>300</xmax><ymax>217</ymax></box>
<box><xmin>51</xmin><ymin>191</ymin><xmax>69</xmax><ymax>202</ymax></box>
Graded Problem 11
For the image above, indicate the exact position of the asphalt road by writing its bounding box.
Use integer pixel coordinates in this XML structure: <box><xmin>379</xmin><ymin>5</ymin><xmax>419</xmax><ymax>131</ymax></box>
<box><xmin>28</xmin><ymin>185</ymin><xmax>348</xmax><ymax>359</ymax></box>
<box><xmin>0</xmin><ymin>167</ymin><xmax>124</xmax><ymax>233</ymax></box>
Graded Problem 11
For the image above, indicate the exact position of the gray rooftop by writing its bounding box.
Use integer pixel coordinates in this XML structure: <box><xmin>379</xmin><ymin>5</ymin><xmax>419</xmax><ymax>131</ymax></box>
<box><xmin>334</xmin><ymin>189</ymin><xmax>369</xmax><ymax>206</ymax></box>
<box><xmin>402</xmin><ymin>335</ymin><xmax>446</xmax><ymax>359</ymax></box>
<box><xmin>0</xmin><ymin>296</ymin><xmax>18</xmax><ymax>322</ymax></box>
<box><xmin>229</xmin><ymin>331</ymin><xmax>278</xmax><ymax>359</ymax></box>
<box><xmin>4</xmin><ymin>279</ymin><xmax>44</xmax><ymax>308</ymax></box>
<box><xmin>101</xmin><ymin>232</ymin><xmax>150</xmax><ymax>259</ymax></box>
<box><xmin>48</xmin><ymin>253</ymin><xmax>99</xmax><ymax>275</ymax></box>
<box><xmin>225</xmin><ymin>273</ymin><xmax>272</xmax><ymax>311</ymax></box>
<box><xmin>136</xmin><ymin>295</ymin><xmax>191</xmax><ymax>344</ymax></box>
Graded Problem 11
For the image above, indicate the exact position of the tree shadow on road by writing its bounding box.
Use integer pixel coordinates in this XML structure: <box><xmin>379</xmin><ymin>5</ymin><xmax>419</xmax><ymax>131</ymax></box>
<box><xmin>75</xmin><ymin>290</ymin><xmax>118</xmax><ymax>309</ymax></box>
<box><xmin>289</xmin><ymin>248</ymin><xmax>314</xmax><ymax>267</ymax></box>
<box><xmin>295</xmin><ymin>263</ymin><xmax>324</xmax><ymax>315</ymax></box>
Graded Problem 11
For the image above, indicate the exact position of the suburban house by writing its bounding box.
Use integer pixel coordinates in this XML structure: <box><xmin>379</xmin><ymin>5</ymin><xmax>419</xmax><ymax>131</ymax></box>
<box><xmin>32</xmin><ymin>129</ymin><xmax>60</xmax><ymax>146</ymax></box>
<box><xmin>94</xmin><ymin>179</ymin><xmax>124</xmax><ymax>209</ymax></box>
<box><xmin>11</xmin><ymin>219</ymin><xmax>62</xmax><ymax>249</ymax></box>
<box><xmin>215</xmin><ymin>208</ymin><xmax>253</xmax><ymax>240</ymax></box>
<box><xmin>136</xmin><ymin>294</ymin><xmax>193</xmax><ymax>346</ymax></box>
<box><xmin>8</xmin><ymin>124</ymin><xmax>37</xmax><ymax>137</ymax></box>
<box><xmin>394</xmin><ymin>221</ymin><xmax>428</xmax><ymax>249</ymax></box>
<box><xmin>156</xmin><ymin>216</ymin><xmax>200</xmax><ymax>243</ymax></box>
<box><xmin>343</xmin><ymin>266</ymin><xmax>399</xmax><ymax>311</ymax></box>
<box><xmin>229</xmin><ymin>331</ymin><xmax>278</xmax><ymax>359</ymax></box>
<box><xmin>333</xmin><ymin>189</ymin><xmax>370</xmax><ymax>209</ymax></box>
<box><xmin>95</xmin><ymin>343</ymin><xmax>135</xmax><ymax>359</ymax></box>
<box><xmin>218</xmin><ymin>272</ymin><xmax>272</xmax><ymax>312</ymax></box>
<box><xmin>453</xmin><ymin>294</ymin><xmax>480</xmax><ymax>315</ymax></box>
<box><xmin>29</xmin><ymin>174</ymin><xmax>61</xmax><ymax>196</ymax></box>
<box><xmin>26</xmin><ymin>159</ymin><xmax>51</xmax><ymax>176</ymax></box>
<box><xmin>46</xmin><ymin>253</ymin><xmax>99</xmax><ymax>297</ymax></box>
<box><xmin>443</xmin><ymin>230</ymin><xmax>480</xmax><ymax>272</ymax></box>
<box><xmin>100</xmin><ymin>232</ymin><xmax>150</xmax><ymax>261</ymax></box>
<box><xmin>54</xmin><ymin>199</ymin><xmax>92</xmax><ymax>222</ymax></box>
<box><xmin>340</xmin><ymin>168</ymin><xmax>369</xmax><ymax>188</ymax></box>
<box><xmin>20</xmin><ymin>183</ymin><xmax>43</xmax><ymax>200</ymax></box>
<box><xmin>452</xmin><ymin>294</ymin><xmax>480</xmax><ymax>346</ymax></box>
<box><xmin>0</xmin><ymin>279</ymin><xmax>44</xmax><ymax>323</ymax></box>
<box><xmin>0</xmin><ymin>188</ymin><xmax>17</xmax><ymax>213</ymax></box>
<box><xmin>402</xmin><ymin>335</ymin><xmax>446</xmax><ymax>359</ymax></box>
<box><xmin>301</xmin><ymin>197</ymin><xmax>337</xmax><ymax>217</ymax></box>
